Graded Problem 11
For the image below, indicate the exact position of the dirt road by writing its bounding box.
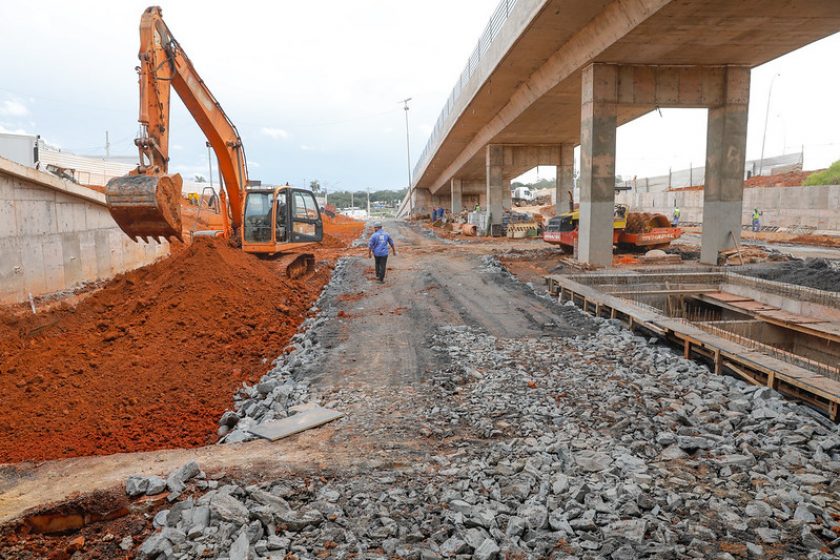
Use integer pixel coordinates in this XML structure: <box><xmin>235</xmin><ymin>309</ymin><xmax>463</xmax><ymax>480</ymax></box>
<box><xmin>0</xmin><ymin>221</ymin><xmax>582</xmax><ymax>524</ymax></box>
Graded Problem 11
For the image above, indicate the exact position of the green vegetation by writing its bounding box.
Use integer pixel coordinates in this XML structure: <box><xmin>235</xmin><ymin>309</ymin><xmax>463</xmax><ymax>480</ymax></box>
<box><xmin>804</xmin><ymin>160</ymin><xmax>840</xmax><ymax>186</ymax></box>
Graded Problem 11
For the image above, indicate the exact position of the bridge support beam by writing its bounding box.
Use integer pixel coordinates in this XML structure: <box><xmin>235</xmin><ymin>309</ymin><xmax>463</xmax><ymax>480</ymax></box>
<box><xmin>700</xmin><ymin>68</ymin><xmax>750</xmax><ymax>264</ymax></box>
<box><xmin>503</xmin><ymin>179</ymin><xmax>512</xmax><ymax>211</ymax></box>
<box><xmin>486</xmin><ymin>145</ymin><xmax>505</xmax><ymax>227</ymax></box>
<box><xmin>556</xmin><ymin>143</ymin><xmax>575</xmax><ymax>214</ymax></box>
<box><xmin>412</xmin><ymin>187</ymin><xmax>432</xmax><ymax>219</ymax></box>
<box><xmin>576</xmin><ymin>63</ymin><xmax>751</xmax><ymax>266</ymax></box>
<box><xmin>578</xmin><ymin>64</ymin><xmax>618</xmax><ymax>267</ymax></box>
<box><xmin>451</xmin><ymin>179</ymin><xmax>462</xmax><ymax>214</ymax></box>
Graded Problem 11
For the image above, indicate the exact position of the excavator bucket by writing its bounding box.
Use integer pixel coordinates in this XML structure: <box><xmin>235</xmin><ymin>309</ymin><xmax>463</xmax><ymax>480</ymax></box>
<box><xmin>105</xmin><ymin>174</ymin><xmax>184</xmax><ymax>242</ymax></box>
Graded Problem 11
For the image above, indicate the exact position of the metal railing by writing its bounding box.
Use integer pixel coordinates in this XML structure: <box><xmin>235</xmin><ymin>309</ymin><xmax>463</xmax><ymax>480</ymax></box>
<box><xmin>412</xmin><ymin>0</ymin><xmax>519</xmax><ymax>183</ymax></box>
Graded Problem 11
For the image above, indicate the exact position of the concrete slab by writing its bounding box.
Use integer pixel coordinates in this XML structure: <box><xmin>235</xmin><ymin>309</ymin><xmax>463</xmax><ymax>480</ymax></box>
<box><xmin>247</xmin><ymin>407</ymin><xmax>345</xmax><ymax>442</ymax></box>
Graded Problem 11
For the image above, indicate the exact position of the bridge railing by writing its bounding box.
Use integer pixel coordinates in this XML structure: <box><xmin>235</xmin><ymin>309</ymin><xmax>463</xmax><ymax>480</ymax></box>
<box><xmin>412</xmin><ymin>0</ymin><xmax>519</xmax><ymax>184</ymax></box>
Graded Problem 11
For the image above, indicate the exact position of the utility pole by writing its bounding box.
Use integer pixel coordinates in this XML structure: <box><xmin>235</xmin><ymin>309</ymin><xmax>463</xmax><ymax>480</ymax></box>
<box><xmin>206</xmin><ymin>141</ymin><xmax>214</xmax><ymax>187</ymax></box>
<box><xmin>367</xmin><ymin>187</ymin><xmax>371</xmax><ymax>219</ymax></box>
<box><xmin>399</xmin><ymin>98</ymin><xmax>413</xmax><ymax>219</ymax></box>
<box><xmin>105</xmin><ymin>131</ymin><xmax>110</xmax><ymax>159</ymax></box>
<box><xmin>759</xmin><ymin>73</ymin><xmax>781</xmax><ymax>177</ymax></box>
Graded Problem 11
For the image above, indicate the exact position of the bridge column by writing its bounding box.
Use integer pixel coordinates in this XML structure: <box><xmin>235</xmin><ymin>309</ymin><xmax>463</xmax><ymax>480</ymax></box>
<box><xmin>503</xmin><ymin>179</ymin><xmax>512</xmax><ymax>211</ymax></box>
<box><xmin>701</xmin><ymin>67</ymin><xmax>750</xmax><ymax>265</ymax></box>
<box><xmin>556</xmin><ymin>143</ymin><xmax>575</xmax><ymax>214</ymax></box>
<box><xmin>486</xmin><ymin>145</ymin><xmax>505</xmax><ymax>227</ymax></box>
<box><xmin>412</xmin><ymin>187</ymin><xmax>432</xmax><ymax>219</ymax></box>
<box><xmin>578</xmin><ymin>64</ymin><xmax>618</xmax><ymax>267</ymax></box>
<box><xmin>451</xmin><ymin>179</ymin><xmax>463</xmax><ymax>214</ymax></box>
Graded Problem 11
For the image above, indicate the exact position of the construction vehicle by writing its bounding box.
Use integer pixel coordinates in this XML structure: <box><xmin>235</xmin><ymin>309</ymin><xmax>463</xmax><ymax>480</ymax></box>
<box><xmin>105</xmin><ymin>6</ymin><xmax>322</xmax><ymax>277</ymax></box>
<box><xmin>543</xmin><ymin>204</ymin><xmax>682</xmax><ymax>253</ymax></box>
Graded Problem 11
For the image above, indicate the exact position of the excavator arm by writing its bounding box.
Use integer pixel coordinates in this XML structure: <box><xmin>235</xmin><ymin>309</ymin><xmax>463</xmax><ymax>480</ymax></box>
<box><xmin>106</xmin><ymin>6</ymin><xmax>247</xmax><ymax>242</ymax></box>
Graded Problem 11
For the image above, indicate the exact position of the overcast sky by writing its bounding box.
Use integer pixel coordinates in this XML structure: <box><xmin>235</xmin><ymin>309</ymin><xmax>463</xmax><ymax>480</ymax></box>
<box><xmin>1</xmin><ymin>1</ymin><xmax>839</xmax><ymax>191</ymax></box>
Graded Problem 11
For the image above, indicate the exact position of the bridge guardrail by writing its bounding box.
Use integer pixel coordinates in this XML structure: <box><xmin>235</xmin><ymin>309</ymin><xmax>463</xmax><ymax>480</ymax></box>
<box><xmin>412</xmin><ymin>0</ymin><xmax>518</xmax><ymax>184</ymax></box>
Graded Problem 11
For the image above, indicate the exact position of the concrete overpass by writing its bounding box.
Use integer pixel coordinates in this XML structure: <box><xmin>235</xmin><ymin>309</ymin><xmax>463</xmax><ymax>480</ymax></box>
<box><xmin>400</xmin><ymin>0</ymin><xmax>840</xmax><ymax>265</ymax></box>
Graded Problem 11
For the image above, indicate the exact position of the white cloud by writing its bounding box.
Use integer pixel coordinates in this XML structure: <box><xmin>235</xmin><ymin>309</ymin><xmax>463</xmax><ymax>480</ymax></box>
<box><xmin>0</xmin><ymin>99</ymin><xmax>29</xmax><ymax>117</ymax></box>
<box><xmin>261</xmin><ymin>127</ymin><xmax>289</xmax><ymax>140</ymax></box>
<box><xmin>0</xmin><ymin>123</ymin><xmax>31</xmax><ymax>135</ymax></box>
<box><xmin>300</xmin><ymin>145</ymin><xmax>315</xmax><ymax>151</ymax></box>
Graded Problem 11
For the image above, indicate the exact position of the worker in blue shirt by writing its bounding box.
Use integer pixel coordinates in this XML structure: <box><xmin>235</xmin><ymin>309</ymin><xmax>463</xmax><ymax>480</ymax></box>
<box><xmin>368</xmin><ymin>221</ymin><xmax>396</xmax><ymax>283</ymax></box>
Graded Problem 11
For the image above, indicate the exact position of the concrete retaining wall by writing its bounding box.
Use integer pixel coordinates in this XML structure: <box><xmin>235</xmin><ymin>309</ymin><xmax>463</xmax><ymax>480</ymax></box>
<box><xmin>616</xmin><ymin>184</ymin><xmax>840</xmax><ymax>230</ymax></box>
<box><xmin>0</xmin><ymin>157</ymin><xmax>169</xmax><ymax>305</ymax></box>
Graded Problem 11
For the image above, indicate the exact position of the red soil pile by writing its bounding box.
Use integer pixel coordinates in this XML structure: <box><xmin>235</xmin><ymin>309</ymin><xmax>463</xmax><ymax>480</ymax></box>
<box><xmin>670</xmin><ymin>169</ymin><xmax>821</xmax><ymax>192</ymax></box>
<box><xmin>0</xmin><ymin>238</ymin><xmax>335</xmax><ymax>464</ymax></box>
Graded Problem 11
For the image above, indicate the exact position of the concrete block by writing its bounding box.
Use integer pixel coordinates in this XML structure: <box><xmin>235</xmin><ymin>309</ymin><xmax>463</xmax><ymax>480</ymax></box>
<box><xmin>15</xmin><ymin>200</ymin><xmax>56</xmax><ymax>236</ymax></box>
<box><xmin>42</xmin><ymin>235</ymin><xmax>65</xmax><ymax>294</ymax></box>
<box><xmin>19</xmin><ymin>237</ymin><xmax>47</xmax><ymax>296</ymax></box>
<box><xmin>108</xmin><ymin>230</ymin><xmax>125</xmax><ymax>275</ymax></box>
<box><xmin>78</xmin><ymin>230</ymin><xmax>98</xmax><ymax>280</ymax></box>
<box><xmin>0</xmin><ymin>237</ymin><xmax>23</xmax><ymax>304</ymax></box>
<box><xmin>61</xmin><ymin>233</ymin><xmax>83</xmax><ymax>288</ymax></box>
<box><xmin>6</xmin><ymin>180</ymin><xmax>57</xmax><ymax>202</ymax></box>
<box><xmin>0</xmin><ymin>200</ymin><xmax>17</xmax><ymax>237</ymax></box>
<box><xmin>94</xmin><ymin>230</ymin><xmax>112</xmax><ymax>280</ymax></box>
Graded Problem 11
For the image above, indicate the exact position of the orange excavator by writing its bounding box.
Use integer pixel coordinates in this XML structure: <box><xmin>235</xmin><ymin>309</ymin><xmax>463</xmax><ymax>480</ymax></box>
<box><xmin>105</xmin><ymin>6</ymin><xmax>322</xmax><ymax>277</ymax></box>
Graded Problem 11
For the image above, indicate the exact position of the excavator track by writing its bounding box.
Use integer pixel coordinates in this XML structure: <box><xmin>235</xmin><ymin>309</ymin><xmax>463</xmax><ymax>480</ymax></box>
<box><xmin>105</xmin><ymin>174</ymin><xmax>184</xmax><ymax>242</ymax></box>
<box><xmin>275</xmin><ymin>253</ymin><xmax>315</xmax><ymax>280</ymax></box>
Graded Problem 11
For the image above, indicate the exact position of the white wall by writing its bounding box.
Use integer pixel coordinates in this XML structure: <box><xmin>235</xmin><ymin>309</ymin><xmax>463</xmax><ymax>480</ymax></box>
<box><xmin>616</xmin><ymin>184</ymin><xmax>840</xmax><ymax>231</ymax></box>
<box><xmin>0</xmin><ymin>159</ymin><xmax>169</xmax><ymax>305</ymax></box>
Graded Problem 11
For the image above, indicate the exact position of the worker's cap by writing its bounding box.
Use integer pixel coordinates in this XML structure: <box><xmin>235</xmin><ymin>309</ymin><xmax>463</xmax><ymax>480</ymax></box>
<box><xmin>373</xmin><ymin>221</ymin><xmax>382</xmax><ymax>228</ymax></box>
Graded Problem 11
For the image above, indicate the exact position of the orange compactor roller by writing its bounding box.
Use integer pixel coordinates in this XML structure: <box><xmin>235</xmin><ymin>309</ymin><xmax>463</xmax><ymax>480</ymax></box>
<box><xmin>106</xmin><ymin>6</ymin><xmax>322</xmax><ymax>277</ymax></box>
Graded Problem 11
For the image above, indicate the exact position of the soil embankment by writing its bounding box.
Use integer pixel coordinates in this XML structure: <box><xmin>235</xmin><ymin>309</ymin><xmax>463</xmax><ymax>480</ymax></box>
<box><xmin>0</xmin><ymin>217</ymin><xmax>363</xmax><ymax>463</ymax></box>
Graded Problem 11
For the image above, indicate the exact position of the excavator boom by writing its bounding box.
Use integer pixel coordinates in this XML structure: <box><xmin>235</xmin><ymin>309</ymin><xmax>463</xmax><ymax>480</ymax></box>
<box><xmin>106</xmin><ymin>6</ymin><xmax>247</xmax><ymax>242</ymax></box>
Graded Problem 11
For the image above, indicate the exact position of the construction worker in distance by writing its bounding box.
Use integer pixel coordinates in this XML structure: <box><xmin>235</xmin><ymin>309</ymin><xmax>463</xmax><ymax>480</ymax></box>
<box><xmin>474</xmin><ymin>203</ymin><xmax>481</xmax><ymax>212</ymax></box>
<box><xmin>672</xmin><ymin>206</ymin><xmax>681</xmax><ymax>227</ymax></box>
<box><xmin>368</xmin><ymin>221</ymin><xmax>396</xmax><ymax>283</ymax></box>
<box><xmin>752</xmin><ymin>208</ymin><xmax>762</xmax><ymax>232</ymax></box>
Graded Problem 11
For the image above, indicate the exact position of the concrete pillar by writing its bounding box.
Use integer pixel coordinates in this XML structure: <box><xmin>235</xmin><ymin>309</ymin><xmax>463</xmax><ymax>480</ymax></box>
<box><xmin>412</xmin><ymin>187</ymin><xmax>432</xmax><ymax>218</ymax></box>
<box><xmin>451</xmin><ymin>178</ymin><xmax>462</xmax><ymax>214</ymax></box>
<box><xmin>578</xmin><ymin>64</ymin><xmax>618</xmax><ymax>267</ymax></box>
<box><xmin>486</xmin><ymin>145</ymin><xmax>504</xmax><ymax>227</ymax></box>
<box><xmin>556</xmin><ymin>143</ymin><xmax>575</xmax><ymax>214</ymax></box>
<box><xmin>503</xmin><ymin>179</ymin><xmax>512</xmax><ymax>211</ymax></box>
<box><xmin>701</xmin><ymin>67</ymin><xmax>750</xmax><ymax>265</ymax></box>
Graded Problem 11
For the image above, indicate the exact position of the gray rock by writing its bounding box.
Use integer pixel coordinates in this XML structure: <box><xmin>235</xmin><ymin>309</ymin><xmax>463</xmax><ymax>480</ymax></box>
<box><xmin>575</xmin><ymin>450</ymin><xmax>612</xmax><ymax>472</ymax></box>
<box><xmin>505</xmin><ymin>516</ymin><xmax>526</xmax><ymax>538</ymax></box>
<box><xmin>474</xmin><ymin>539</ymin><xmax>500</xmax><ymax>560</ymax></box>
<box><xmin>517</xmin><ymin>503</ymin><xmax>548</xmax><ymax>530</ymax></box>
<box><xmin>604</xmin><ymin>519</ymin><xmax>647</xmax><ymax>543</ymax></box>
<box><xmin>660</xmin><ymin>444</ymin><xmax>688</xmax><ymax>460</ymax></box>
<box><xmin>676</xmin><ymin>436</ymin><xmax>713</xmax><ymax>451</ymax></box>
<box><xmin>229</xmin><ymin>529</ymin><xmax>250</xmax><ymax>560</ymax></box>
<box><xmin>439</xmin><ymin>536</ymin><xmax>469</xmax><ymax>557</ymax></box>
<box><xmin>794</xmin><ymin>503</ymin><xmax>816</xmax><ymax>523</ymax></box>
<box><xmin>145</xmin><ymin>476</ymin><xmax>167</xmax><ymax>496</ymax></box>
<box><xmin>209</xmin><ymin>493</ymin><xmax>250</xmax><ymax>526</ymax></box>
<box><xmin>745</xmin><ymin>501</ymin><xmax>772</xmax><ymax>518</ymax></box>
<box><xmin>755</xmin><ymin>527</ymin><xmax>780</xmax><ymax>543</ymax></box>
<box><xmin>125</xmin><ymin>475</ymin><xmax>149</xmax><ymax>497</ymax></box>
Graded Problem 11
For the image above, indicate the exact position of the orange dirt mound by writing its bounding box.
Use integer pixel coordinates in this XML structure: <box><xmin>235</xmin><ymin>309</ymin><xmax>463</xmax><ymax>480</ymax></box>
<box><xmin>0</xmin><ymin>238</ymin><xmax>337</xmax><ymax>464</ymax></box>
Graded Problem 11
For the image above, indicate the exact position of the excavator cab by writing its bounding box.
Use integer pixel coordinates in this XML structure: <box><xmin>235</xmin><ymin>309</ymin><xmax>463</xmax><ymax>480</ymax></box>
<box><xmin>242</xmin><ymin>187</ymin><xmax>322</xmax><ymax>269</ymax></box>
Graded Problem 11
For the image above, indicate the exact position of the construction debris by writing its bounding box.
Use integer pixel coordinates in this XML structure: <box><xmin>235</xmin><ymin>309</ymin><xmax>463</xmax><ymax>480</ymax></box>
<box><xmin>133</xmin><ymin>320</ymin><xmax>840</xmax><ymax>559</ymax></box>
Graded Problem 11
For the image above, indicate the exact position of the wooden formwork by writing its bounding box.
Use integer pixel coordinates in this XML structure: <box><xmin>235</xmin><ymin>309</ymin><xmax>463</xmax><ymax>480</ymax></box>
<box><xmin>545</xmin><ymin>274</ymin><xmax>840</xmax><ymax>422</ymax></box>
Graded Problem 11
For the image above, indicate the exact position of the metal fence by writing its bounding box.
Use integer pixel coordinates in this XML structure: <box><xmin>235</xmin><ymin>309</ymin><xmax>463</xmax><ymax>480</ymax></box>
<box><xmin>412</xmin><ymin>0</ymin><xmax>519</xmax><ymax>183</ymax></box>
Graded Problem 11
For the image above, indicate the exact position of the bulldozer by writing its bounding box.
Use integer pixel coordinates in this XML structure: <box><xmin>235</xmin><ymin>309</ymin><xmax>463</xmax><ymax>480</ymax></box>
<box><xmin>105</xmin><ymin>6</ymin><xmax>321</xmax><ymax>278</ymax></box>
<box><xmin>543</xmin><ymin>204</ymin><xmax>682</xmax><ymax>253</ymax></box>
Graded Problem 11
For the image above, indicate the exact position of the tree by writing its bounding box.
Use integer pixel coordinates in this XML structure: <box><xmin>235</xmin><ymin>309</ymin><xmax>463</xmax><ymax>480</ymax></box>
<box><xmin>309</xmin><ymin>180</ymin><xmax>322</xmax><ymax>193</ymax></box>
<box><xmin>193</xmin><ymin>175</ymin><xmax>207</xmax><ymax>183</ymax></box>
